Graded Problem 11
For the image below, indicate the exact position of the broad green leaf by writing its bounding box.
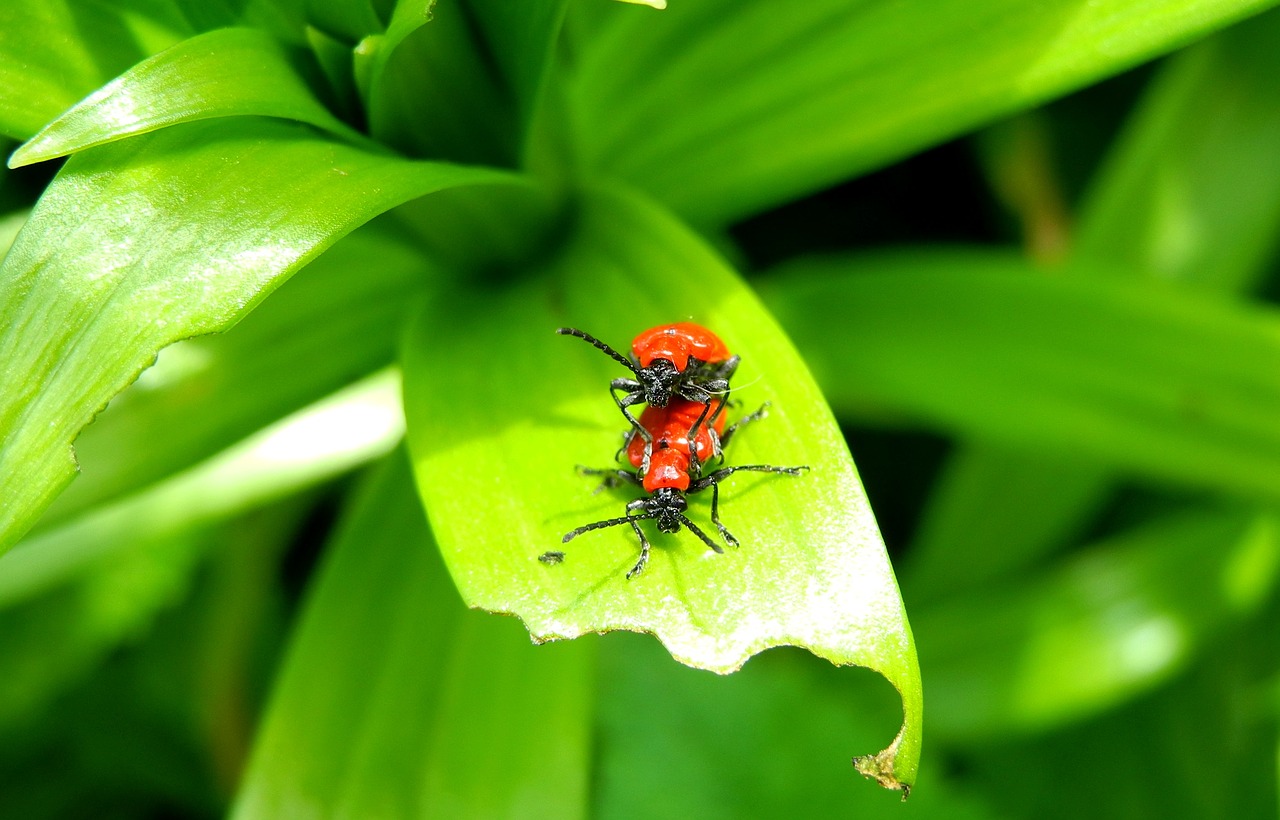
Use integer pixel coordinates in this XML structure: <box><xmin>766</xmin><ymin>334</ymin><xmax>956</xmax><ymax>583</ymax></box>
<box><xmin>963</xmin><ymin>607</ymin><xmax>1280</xmax><ymax>820</ymax></box>
<box><xmin>10</xmin><ymin>28</ymin><xmax>364</xmax><ymax>167</ymax></box>
<box><xmin>907</xmin><ymin>12</ymin><xmax>1280</xmax><ymax>599</ymax></box>
<box><xmin>233</xmin><ymin>452</ymin><xmax>593</xmax><ymax>819</ymax></box>
<box><xmin>917</xmin><ymin>507</ymin><xmax>1280</xmax><ymax>738</ymax></box>
<box><xmin>763</xmin><ymin>249</ymin><xmax>1280</xmax><ymax>501</ymax></box>
<box><xmin>565</xmin><ymin>0</ymin><xmax>1280</xmax><ymax>225</ymax></box>
<box><xmin>1075</xmin><ymin>8</ymin><xmax>1280</xmax><ymax>292</ymax></box>
<box><xmin>0</xmin><ymin>0</ymin><xmax>187</xmax><ymax>140</ymax></box>
<box><xmin>0</xmin><ymin>116</ymin><xmax>518</xmax><ymax>555</ymax></box>
<box><xmin>39</xmin><ymin>220</ymin><xmax>429</xmax><ymax>530</ymax></box>
<box><xmin>403</xmin><ymin>185</ymin><xmax>921</xmax><ymax>793</ymax></box>
<box><xmin>0</xmin><ymin>369</ymin><xmax>402</xmax><ymax>608</ymax></box>
<box><xmin>597</xmin><ymin>635</ymin><xmax>996</xmax><ymax>817</ymax></box>
<box><xmin>904</xmin><ymin>446</ymin><xmax>1110</xmax><ymax>603</ymax></box>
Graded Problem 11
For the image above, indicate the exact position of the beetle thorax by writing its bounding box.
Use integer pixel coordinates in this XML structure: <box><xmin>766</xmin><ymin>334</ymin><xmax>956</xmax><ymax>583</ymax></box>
<box><xmin>638</xmin><ymin>358</ymin><xmax>680</xmax><ymax>406</ymax></box>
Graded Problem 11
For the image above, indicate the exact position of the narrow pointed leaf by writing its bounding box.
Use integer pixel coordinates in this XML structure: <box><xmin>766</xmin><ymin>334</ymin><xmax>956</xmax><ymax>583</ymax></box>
<box><xmin>1075</xmin><ymin>9</ymin><xmax>1280</xmax><ymax>292</ymax></box>
<box><xmin>764</xmin><ymin>249</ymin><xmax>1280</xmax><ymax>501</ymax></box>
<box><xmin>919</xmin><ymin>507</ymin><xmax>1280</xmax><ymax>738</ymax></box>
<box><xmin>402</xmin><ymin>185</ymin><xmax>920</xmax><ymax>792</ymax></box>
<box><xmin>40</xmin><ymin>221</ymin><xmax>428</xmax><ymax>530</ymax></box>
<box><xmin>233</xmin><ymin>453</ymin><xmax>593</xmax><ymax>819</ymax></box>
<box><xmin>0</xmin><ymin>117</ymin><xmax>519</xmax><ymax>555</ymax></box>
<box><xmin>10</xmin><ymin>28</ymin><xmax>364</xmax><ymax>168</ymax></box>
<box><xmin>907</xmin><ymin>11</ymin><xmax>1280</xmax><ymax>599</ymax></box>
<box><xmin>567</xmin><ymin>0</ymin><xmax>1280</xmax><ymax>225</ymax></box>
<box><xmin>905</xmin><ymin>446</ymin><xmax>1110</xmax><ymax>602</ymax></box>
<box><xmin>0</xmin><ymin>1</ymin><xmax>187</xmax><ymax>139</ymax></box>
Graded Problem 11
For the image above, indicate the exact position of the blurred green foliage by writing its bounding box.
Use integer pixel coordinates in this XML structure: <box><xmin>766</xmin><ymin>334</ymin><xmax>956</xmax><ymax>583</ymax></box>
<box><xmin>3</xmin><ymin>0</ymin><xmax>1280</xmax><ymax>817</ymax></box>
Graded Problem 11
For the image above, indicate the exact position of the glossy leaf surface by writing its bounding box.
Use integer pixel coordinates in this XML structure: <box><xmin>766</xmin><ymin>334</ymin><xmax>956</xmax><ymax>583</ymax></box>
<box><xmin>38</xmin><ymin>222</ymin><xmax>428</xmax><ymax>530</ymax></box>
<box><xmin>11</xmin><ymin>27</ymin><xmax>363</xmax><ymax>167</ymax></box>
<box><xmin>0</xmin><ymin>117</ymin><xmax>516</xmax><ymax>555</ymax></box>
<box><xmin>567</xmin><ymin>0</ymin><xmax>1280</xmax><ymax>225</ymax></box>
<box><xmin>765</xmin><ymin>250</ymin><xmax>1280</xmax><ymax>501</ymax></box>
<box><xmin>905</xmin><ymin>10</ymin><xmax>1280</xmax><ymax>600</ymax></box>
<box><xmin>403</xmin><ymin>186</ymin><xmax>921</xmax><ymax>791</ymax></box>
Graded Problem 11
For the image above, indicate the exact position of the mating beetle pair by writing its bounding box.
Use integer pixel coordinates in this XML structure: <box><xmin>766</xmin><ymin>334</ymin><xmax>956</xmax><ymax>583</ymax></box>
<box><xmin>550</xmin><ymin>323</ymin><xmax>807</xmax><ymax>578</ymax></box>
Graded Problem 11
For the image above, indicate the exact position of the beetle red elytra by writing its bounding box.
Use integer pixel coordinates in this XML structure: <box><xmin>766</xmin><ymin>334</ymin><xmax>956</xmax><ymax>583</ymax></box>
<box><xmin>562</xmin><ymin>398</ymin><xmax>807</xmax><ymax>579</ymax></box>
<box><xmin>556</xmin><ymin>323</ymin><xmax>740</xmax><ymax>468</ymax></box>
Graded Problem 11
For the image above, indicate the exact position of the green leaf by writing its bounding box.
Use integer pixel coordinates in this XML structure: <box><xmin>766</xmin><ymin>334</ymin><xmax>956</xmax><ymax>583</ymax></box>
<box><xmin>963</xmin><ymin>613</ymin><xmax>1280</xmax><ymax>818</ymax></box>
<box><xmin>1075</xmin><ymin>8</ymin><xmax>1280</xmax><ymax>292</ymax></box>
<box><xmin>904</xmin><ymin>446</ymin><xmax>1111</xmax><ymax>603</ymax></box>
<box><xmin>0</xmin><ymin>369</ymin><xmax>402</xmax><ymax>608</ymax></box>
<box><xmin>763</xmin><ymin>249</ymin><xmax>1280</xmax><ymax>501</ymax></box>
<box><xmin>566</xmin><ymin>0</ymin><xmax>1280</xmax><ymax>225</ymax></box>
<box><xmin>232</xmin><ymin>452</ymin><xmax>594</xmax><ymax>819</ymax></box>
<box><xmin>906</xmin><ymin>12</ymin><xmax>1280</xmax><ymax>598</ymax></box>
<box><xmin>352</xmin><ymin>0</ymin><xmax>433</xmax><ymax>110</ymax></box>
<box><xmin>10</xmin><ymin>28</ymin><xmax>364</xmax><ymax>167</ymax></box>
<box><xmin>0</xmin><ymin>0</ymin><xmax>188</xmax><ymax>140</ymax></box>
<box><xmin>38</xmin><ymin>221</ymin><xmax>428</xmax><ymax>530</ymax></box>
<box><xmin>0</xmin><ymin>117</ymin><xmax>518</xmax><ymax>556</ymax></box>
<box><xmin>172</xmin><ymin>0</ymin><xmax>306</xmax><ymax>41</ymax></box>
<box><xmin>0</xmin><ymin>526</ymin><xmax>209</xmax><ymax>732</ymax></box>
<box><xmin>917</xmin><ymin>507</ymin><xmax>1280</xmax><ymax>739</ymax></box>
<box><xmin>402</xmin><ymin>185</ymin><xmax>921</xmax><ymax>792</ymax></box>
<box><xmin>362</xmin><ymin>0</ymin><xmax>567</xmax><ymax>167</ymax></box>
<box><xmin>464</xmin><ymin>0</ymin><xmax>569</xmax><ymax>152</ymax></box>
<box><xmin>305</xmin><ymin>0</ymin><xmax>383</xmax><ymax>43</ymax></box>
<box><xmin>367</xmin><ymin>1</ymin><xmax>513</xmax><ymax>163</ymax></box>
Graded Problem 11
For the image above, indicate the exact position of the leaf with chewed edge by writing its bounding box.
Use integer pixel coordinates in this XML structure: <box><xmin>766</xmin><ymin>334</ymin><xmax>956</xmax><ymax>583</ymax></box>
<box><xmin>0</xmin><ymin>116</ymin><xmax>519</xmax><ymax>556</ymax></box>
<box><xmin>402</xmin><ymin>185</ymin><xmax>920</xmax><ymax>793</ymax></box>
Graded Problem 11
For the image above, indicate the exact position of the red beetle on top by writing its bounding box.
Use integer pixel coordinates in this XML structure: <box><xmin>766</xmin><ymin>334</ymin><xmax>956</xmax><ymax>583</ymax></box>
<box><xmin>556</xmin><ymin>323</ymin><xmax>740</xmax><ymax>463</ymax></box>
<box><xmin>553</xmin><ymin>398</ymin><xmax>807</xmax><ymax>579</ymax></box>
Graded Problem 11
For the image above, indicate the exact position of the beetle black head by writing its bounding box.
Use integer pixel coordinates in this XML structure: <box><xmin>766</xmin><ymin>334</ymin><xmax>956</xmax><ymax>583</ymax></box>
<box><xmin>644</xmin><ymin>487</ymin><xmax>688</xmax><ymax>533</ymax></box>
<box><xmin>637</xmin><ymin>358</ymin><xmax>681</xmax><ymax>407</ymax></box>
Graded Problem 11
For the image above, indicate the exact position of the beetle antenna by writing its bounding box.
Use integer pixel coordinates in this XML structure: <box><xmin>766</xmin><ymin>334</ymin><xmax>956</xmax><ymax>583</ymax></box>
<box><xmin>679</xmin><ymin>515</ymin><xmax>726</xmax><ymax>554</ymax></box>
<box><xmin>557</xmin><ymin>327</ymin><xmax>638</xmax><ymax>374</ymax></box>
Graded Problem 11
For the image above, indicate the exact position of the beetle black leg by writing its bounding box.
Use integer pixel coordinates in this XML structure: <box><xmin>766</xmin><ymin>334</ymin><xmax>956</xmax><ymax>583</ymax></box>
<box><xmin>688</xmin><ymin>463</ymin><xmax>810</xmax><ymax>494</ymax></box>
<box><xmin>624</xmin><ymin>501</ymin><xmax>653</xmax><ymax>578</ymax></box>
<box><xmin>706</xmin><ymin>481</ymin><xmax>739</xmax><ymax>548</ymax></box>
<box><xmin>684</xmin><ymin>396</ymin><xmax>716</xmax><ymax>477</ymax></box>
<box><xmin>720</xmin><ymin>402</ymin><xmax>771</xmax><ymax>448</ymax></box>
<box><xmin>613</xmin><ymin>386</ymin><xmax>654</xmax><ymax>473</ymax></box>
<box><xmin>576</xmin><ymin>465</ymin><xmax>641</xmax><ymax>493</ymax></box>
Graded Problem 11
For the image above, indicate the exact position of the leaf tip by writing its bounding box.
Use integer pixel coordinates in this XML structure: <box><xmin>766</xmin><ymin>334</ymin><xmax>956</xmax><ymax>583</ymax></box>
<box><xmin>851</xmin><ymin>722</ymin><xmax>915</xmax><ymax>798</ymax></box>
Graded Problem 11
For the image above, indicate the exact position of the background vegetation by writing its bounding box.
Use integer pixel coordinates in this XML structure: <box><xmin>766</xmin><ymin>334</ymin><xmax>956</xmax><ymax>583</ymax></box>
<box><xmin>2</xmin><ymin>0</ymin><xmax>1280</xmax><ymax>817</ymax></box>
